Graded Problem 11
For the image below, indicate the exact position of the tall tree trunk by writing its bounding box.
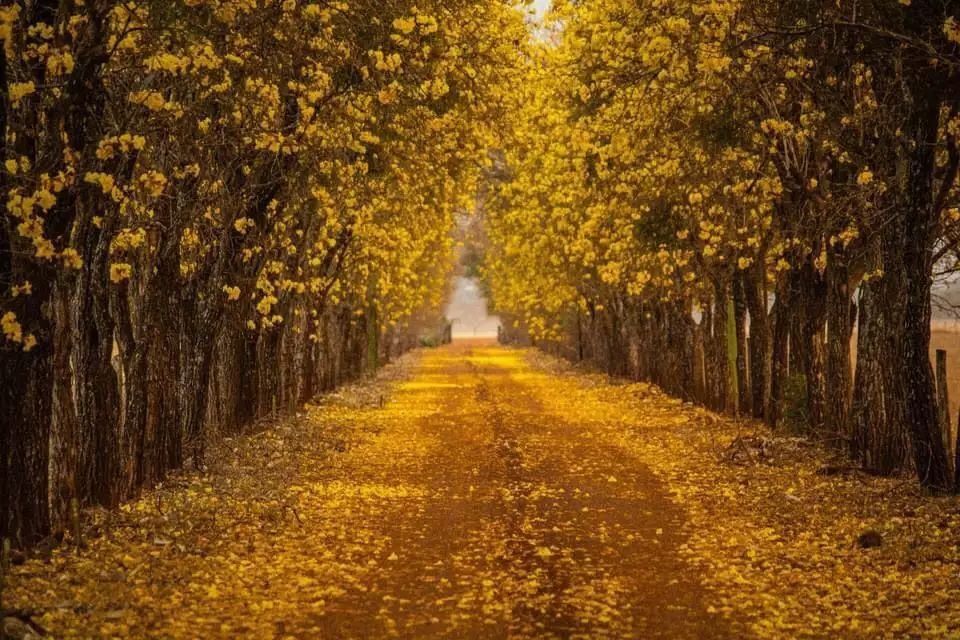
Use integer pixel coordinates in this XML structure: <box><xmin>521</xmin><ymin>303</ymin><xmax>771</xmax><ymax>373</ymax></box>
<box><xmin>0</xmin><ymin>0</ymin><xmax>114</xmax><ymax>545</ymax></box>
<box><xmin>238</xmin><ymin>329</ymin><xmax>261</xmax><ymax>424</ymax></box>
<box><xmin>258</xmin><ymin>329</ymin><xmax>284</xmax><ymax>417</ymax></box>
<box><xmin>744</xmin><ymin>265</ymin><xmax>769</xmax><ymax>420</ymax></box>
<box><xmin>49</xmin><ymin>278</ymin><xmax>79</xmax><ymax>538</ymax></box>
<box><xmin>798</xmin><ymin>262</ymin><xmax>828</xmax><ymax>435</ymax></box>
<box><xmin>179</xmin><ymin>289</ymin><xmax>220</xmax><ymax>468</ymax></box>
<box><xmin>0</xmin><ymin>335</ymin><xmax>53</xmax><ymax>546</ymax></box>
<box><xmin>825</xmin><ymin>253</ymin><xmax>855</xmax><ymax>449</ymax></box>
<box><xmin>73</xmin><ymin>221</ymin><xmax>122</xmax><ymax>508</ymax></box>
<box><xmin>733</xmin><ymin>272</ymin><xmax>751</xmax><ymax>416</ymax></box>
<box><xmin>854</xmin><ymin>268</ymin><xmax>913</xmax><ymax>474</ymax></box>
<box><xmin>768</xmin><ymin>283</ymin><xmax>794</xmax><ymax>429</ymax></box>
<box><xmin>153</xmin><ymin>321</ymin><xmax>183</xmax><ymax>473</ymax></box>
<box><xmin>669</xmin><ymin>301</ymin><xmax>696</xmax><ymax>400</ymax></box>
<box><xmin>706</xmin><ymin>280</ymin><xmax>731</xmax><ymax>413</ymax></box>
<box><xmin>895</xmin><ymin>76</ymin><xmax>952</xmax><ymax>490</ymax></box>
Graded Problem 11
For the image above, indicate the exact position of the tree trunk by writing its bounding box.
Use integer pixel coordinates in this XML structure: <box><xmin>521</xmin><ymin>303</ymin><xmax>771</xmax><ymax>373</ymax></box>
<box><xmin>73</xmin><ymin>222</ymin><xmax>122</xmax><ymax>508</ymax></box>
<box><xmin>179</xmin><ymin>289</ymin><xmax>220</xmax><ymax>468</ymax></box>
<box><xmin>825</xmin><ymin>254</ymin><xmax>855</xmax><ymax>448</ymax></box>
<box><xmin>0</xmin><ymin>336</ymin><xmax>53</xmax><ymax>546</ymax></box>
<box><xmin>706</xmin><ymin>281</ymin><xmax>731</xmax><ymax>413</ymax></box>
<box><xmin>733</xmin><ymin>272</ymin><xmax>751</xmax><ymax>416</ymax></box>
<box><xmin>49</xmin><ymin>278</ymin><xmax>79</xmax><ymax>538</ymax></box>
<box><xmin>744</xmin><ymin>265</ymin><xmax>769</xmax><ymax>420</ymax></box>
<box><xmin>768</xmin><ymin>286</ymin><xmax>793</xmax><ymax>429</ymax></box>
<box><xmin>853</xmin><ymin>272</ymin><xmax>912</xmax><ymax>473</ymax></box>
<box><xmin>895</xmin><ymin>77</ymin><xmax>952</xmax><ymax>490</ymax></box>
<box><xmin>798</xmin><ymin>262</ymin><xmax>827</xmax><ymax>435</ymax></box>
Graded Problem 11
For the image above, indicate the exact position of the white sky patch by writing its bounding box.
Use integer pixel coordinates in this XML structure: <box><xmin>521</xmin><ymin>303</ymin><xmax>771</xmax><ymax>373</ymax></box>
<box><xmin>533</xmin><ymin>0</ymin><xmax>551</xmax><ymax>19</ymax></box>
<box><xmin>526</xmin><ymin>0</ymin><xmax>558</xmax><ymax>42</ymax></box>
<box><xmin>445</xmin><ymin>277</ymin><xmax>501</xmax><ymax>339</ymax></box>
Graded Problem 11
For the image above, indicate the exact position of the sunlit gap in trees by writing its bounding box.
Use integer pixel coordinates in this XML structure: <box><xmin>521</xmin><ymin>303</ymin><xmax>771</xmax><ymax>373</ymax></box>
<box><xmin>445</xmin><ymin>276</ymin><xmax>501</xmax><ymax>339</ymax></box>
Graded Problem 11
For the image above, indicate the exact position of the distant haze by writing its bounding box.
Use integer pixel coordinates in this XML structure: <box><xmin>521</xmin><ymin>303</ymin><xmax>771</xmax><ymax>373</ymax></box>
<box><xmin>445</xmin><ymin>277</ymin><xmax>501</xmax><ymax>339</ymax></box>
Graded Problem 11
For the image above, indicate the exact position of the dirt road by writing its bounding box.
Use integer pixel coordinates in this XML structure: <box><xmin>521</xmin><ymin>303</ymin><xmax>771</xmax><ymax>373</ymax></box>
<box><xmin>8</xmin><ymin>341</ymin><xmax>734</xmax><ymax>638</ymax></box>
<box><xmin>313</xmin><ymin>341</ymin><xmax>729</xmax><ymax>638</ymax></box>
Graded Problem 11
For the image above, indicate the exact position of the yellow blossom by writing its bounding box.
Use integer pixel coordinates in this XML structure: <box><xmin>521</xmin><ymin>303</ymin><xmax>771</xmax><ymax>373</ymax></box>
<box><xmin>1</xmin><ymin>311</ymin><xmax>23</xmax><ymax>343</ymax></box>
<box><xmin>61</xmin><ymin>248</ymin><xmax>83</xmax><ymax>270</ymax></box>
<box><xmin>110</xmin><ymin>263</ymin><xmax>133</xmax><ymax>283</ymax></box>
<box><xmin>9</xmin><ymin>81</ymin><xmax>35</xmax><ymax>105</ymax></box>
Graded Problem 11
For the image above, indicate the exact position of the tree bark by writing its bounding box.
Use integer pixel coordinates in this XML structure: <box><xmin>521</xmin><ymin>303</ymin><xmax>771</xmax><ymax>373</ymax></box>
<box><xmin>895</xmin><ymin>75</ymin><xmax>952</xmax><ymax>490</ymax></box>
<box><xmin>768</xmin><ymin>284</ymin><xmax>793</xmax><ymax>429</ymax></box>
<box><xmin>825</xmin><ymin>253</ymin><xmax>855</xmax><ymax>448</ymax></box>
<box><xmin>798</xmin><ymin>262</ymin><xmax>828</xmax><ymax>435</ymax></box>
<box><xmin>733</xmin><ymin>272</ymin><xmax>751</xmax><ymax>416</ymax></box>
<box><xmin>744</xmin><ymin>265</ymin><xmax>770</xmax><ymax>420</ymax></box>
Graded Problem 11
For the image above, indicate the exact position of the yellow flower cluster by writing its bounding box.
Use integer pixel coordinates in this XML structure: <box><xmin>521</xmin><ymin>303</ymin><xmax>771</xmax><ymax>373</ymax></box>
<box><xmin>2</xmin><ymin>0</ymin><xmax>527</xmax><ymax>359</ymax></box>
<box><xmin>110</xmin><ymin>263</ymin><xmax>133</xmax><ymax>283</ymax></box>
<box><xmin>1</xmin><ymin>312</ymin><xmax>34</xmax><ymax>350</ymax></box>
<box><xmin>96</xmin><ymin>134</ymin><xmax>147</xmax><ymax>160</ymax></box>
<box><xmin>9</xmin><ymin>81</ymin><xmax>35</xmax><ymax>105</ymax></box>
